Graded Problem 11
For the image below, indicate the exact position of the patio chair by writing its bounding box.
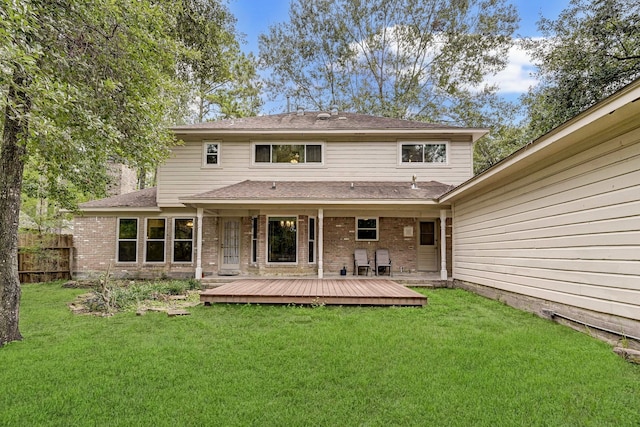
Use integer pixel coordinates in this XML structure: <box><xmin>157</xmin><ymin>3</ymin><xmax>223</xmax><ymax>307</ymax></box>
<box><xmin>353</xmin><ymin>249</ymin><xmax>371</xmax><ymax>276</ymax></box>
<box><xmin>375</xmin><ymin>249</ymin><xmax>392</xmax><ymax>276</ymax></box>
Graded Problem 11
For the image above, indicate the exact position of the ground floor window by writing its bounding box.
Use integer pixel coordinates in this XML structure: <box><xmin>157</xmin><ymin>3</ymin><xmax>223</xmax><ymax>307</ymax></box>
<box><xmin>356</xmin><ymin>217</ymin><xmax>378</xmax><ymax>241</ymax></box>
<box><xmin>117</xmin><ymin>218</ymin><xmax>138</xmax><ymax>262</ymax></box>
<box><xmin>145</xmin><ymin>218</ymin><xmax>166</xmax><ymax>262</ymax></box>
<box><xmin>173</xmin><ymin>218</ymin><xmax>193</xmax><ymax>262</ymax></box>
<box><xmin>268</xmin><ymin>216</ymin><xmax>297</xmax><ymax>263</ymax></box>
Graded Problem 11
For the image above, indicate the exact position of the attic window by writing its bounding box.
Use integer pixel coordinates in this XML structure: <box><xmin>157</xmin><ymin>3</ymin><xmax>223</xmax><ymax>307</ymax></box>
<box><xmin>254</xmin><ymin>143</ymin><xmax>323</xmax><ymax>164</ymax></box>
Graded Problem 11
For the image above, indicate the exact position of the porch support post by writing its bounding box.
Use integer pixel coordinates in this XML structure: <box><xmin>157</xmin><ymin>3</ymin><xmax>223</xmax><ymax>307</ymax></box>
<box><xmin>195</xmin><ymin>207</ymin><xmax>204</xmax><ymax>280</ymax></box>
<box><xmin>318</xmin><ymin>208</ymin><xmax>324</xmax><ymax>279</ymax></box>
<box><xmin>440</xmin><ymin>209</ymin><xmax>447</xmax><ymax>280</ymax></box>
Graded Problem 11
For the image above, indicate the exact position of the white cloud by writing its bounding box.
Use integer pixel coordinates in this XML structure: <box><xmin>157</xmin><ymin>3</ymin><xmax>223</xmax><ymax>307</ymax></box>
<box><xmin>485</xmin><ymin>42</ymin><xmax>539</xmax><ymax>94</ymax></box>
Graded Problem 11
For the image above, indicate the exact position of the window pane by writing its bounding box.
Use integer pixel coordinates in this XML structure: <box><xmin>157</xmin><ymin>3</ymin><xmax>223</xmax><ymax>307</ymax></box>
<box><xmin>255</xmin><ymin>145</ymin><xmax>270</xmax><ymax>162</ymax></box>
<box><xmin>357</xmin><ymin>218</ymin><xmax>377</xmax><ymax>229</ymax></box>
<box><xmin>402</xmin><ymin>144</ymin><xmax>423</xmax><ymax>163</ymax></box>
<box><xmin>306</xmin><ymin>145</ymin><xmax>322</xmax><ymax>163</ymax></box>
<box><xmin>173</xmin><ymin>241</ymin><xmax>192</xmax><ymax>262</ymax></box>
<box><xmin>118</xmin><ymin>241</ymin><xmax>137</xmax><ymax>262</ymax></box>
<box><xmin>424</xmin><ymin>144</ymin><xmax>446</xmax><ymax>163</ymax></box>
<box><xmin>147</xmin><ymin>219</ymin><xmax>165</xmax><ymax>239</ymax></box>
<box><xmin>309</xmin><ymin>218</ymin><xmax>315</xmax><ymax>240</ymax></box>
<box><xmin>146</xmin><ymin>241</ymin><xmax>165</xmax><ymax>262</ymax></box>
<box><xmin>206</xmin><ymin>143</ymin><xmax>218</xmax><ymax>165</ymax></box>
<box><xmin>268</xmin><ymin>217</ymin><xmax>297</xmax><ymax>263</ymax></box>
<box><xmin>357</xmin><ymin>229</ymin><xmax>377</xmax><ymax>240</ymax></box>
<box><xmin>119</xmin><ymin>219</ymin><xmax>137</xmax><ymax>239</ymax></box>
<box><xmin>174</xmin><ymin>219</ymin><xmax>193</xmax><ymax>240</ymax></box>
<box><xmin>273</xmin><ymin>144</ymin><xmax>305</xmax><ymax>163</ymax></box>
<box><xmin>420</xmin><ymin>222</ymin><xmax>435</xmax><ymax>245</ymax></box>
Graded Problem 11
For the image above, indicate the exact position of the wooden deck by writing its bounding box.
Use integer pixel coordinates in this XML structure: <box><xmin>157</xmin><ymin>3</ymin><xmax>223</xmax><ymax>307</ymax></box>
<box><xmin>200</xmin><ymin>279</ymin><xmax>427</xmax><ymax>307</ymax></box>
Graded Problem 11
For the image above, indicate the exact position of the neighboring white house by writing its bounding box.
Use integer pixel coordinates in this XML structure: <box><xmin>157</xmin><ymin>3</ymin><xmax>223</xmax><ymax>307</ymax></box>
<box><xmin>441</xmin><ymin>78</ymin><xmax>640</xmax><ymax>342</ymax></box>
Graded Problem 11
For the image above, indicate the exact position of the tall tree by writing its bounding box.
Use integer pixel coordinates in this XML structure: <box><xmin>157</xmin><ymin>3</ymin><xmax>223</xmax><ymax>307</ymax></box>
<box><xmin>259</xmin><ymin>0</ymin><xmax>519</xmax><ymax>124</ymax></box>
<box><xmin>175</xmin><ymin>0</ymin><xmax>262</xmax><ymax>122</ymax></box>
<box><xmin>522</xmin><ymin>0</ymin><xmax>640</xmax><ymax>138</ymax></box>
<box><xmin>0</xmin><ymin>0</ymin><xmax>239</xmax><ymax>346</ymax></box>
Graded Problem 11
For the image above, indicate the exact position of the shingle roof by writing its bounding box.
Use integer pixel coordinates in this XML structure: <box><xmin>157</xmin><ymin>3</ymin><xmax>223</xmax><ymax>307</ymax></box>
<box><xmin>183</xmin><ymin>180</ymin><xmax>454</xmax><ymax>202</ymax></box>
<box><xmin>79</xmin><ymin>187</ymin><xmax>157</xmax><ymax>209</ymax></box>
<box><xmin>172</xmin><ymin>112</ymin><xmax>462</xmax><ymax>132</ymax></box>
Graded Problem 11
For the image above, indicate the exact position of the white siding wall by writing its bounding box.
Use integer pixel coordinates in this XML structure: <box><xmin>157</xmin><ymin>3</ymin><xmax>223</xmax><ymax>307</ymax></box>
<box><xmin>158</xmin><ymin>136</ymin><xmax>473</xmax><ymax>205</ymax></box>
<box><xmin>453</xmin><ymin>127</ymin><xmax>640</xmax><ymax>322</ymax></box>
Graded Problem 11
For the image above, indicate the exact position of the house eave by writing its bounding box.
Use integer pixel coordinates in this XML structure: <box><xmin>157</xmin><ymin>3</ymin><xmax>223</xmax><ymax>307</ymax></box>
<box><xmin>172</xmin><ymin>128</ymin><xmax>489</xmax><ymax>143</ymax></box>
<box><xmin>440</xmin><ymin>78</ymin><xmax>640</xmax><ymax>203</ymax></box>
<box><xmin>77</xmin><ymin>207</ymin><xmax>162</xmax><ymax>213</ymax></box>
<box><xmin>180</xmin><ymin>199</ymin><xmax>442</xmax><ymax>206</ymax></box>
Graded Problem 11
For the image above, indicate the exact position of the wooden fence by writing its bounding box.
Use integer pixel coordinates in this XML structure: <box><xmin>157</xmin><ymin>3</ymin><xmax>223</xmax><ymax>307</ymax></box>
<box><xmin>18</xmin><ymin>233</ymin><xmax>73</xmax><ymax>283</ymax></box>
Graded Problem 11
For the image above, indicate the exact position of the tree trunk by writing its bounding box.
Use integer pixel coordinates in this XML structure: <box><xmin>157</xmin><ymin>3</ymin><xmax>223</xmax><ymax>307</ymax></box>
<box><xmin>0</xmin><ymin>73</ymin><xmax>30</xmax><ymax>346</ymax></box>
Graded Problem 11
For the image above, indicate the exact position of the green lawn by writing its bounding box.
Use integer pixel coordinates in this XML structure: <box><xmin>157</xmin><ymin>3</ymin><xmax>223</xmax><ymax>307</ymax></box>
<box><xmin>1</xmin><ymin>282</ymin><xmax>639</xmax><ymax>426</ymax></box>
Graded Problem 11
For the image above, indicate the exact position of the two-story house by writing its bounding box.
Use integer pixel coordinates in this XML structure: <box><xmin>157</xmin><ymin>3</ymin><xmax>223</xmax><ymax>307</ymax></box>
<box><xmin>74</xmin><ymin>78</ymin><xmax>640</xmax><ymax>344</ymax></box>
<box><xmin>74</xmin><ymin>110</ymin><xmax>486</xmax><ymax>280</ymax></box>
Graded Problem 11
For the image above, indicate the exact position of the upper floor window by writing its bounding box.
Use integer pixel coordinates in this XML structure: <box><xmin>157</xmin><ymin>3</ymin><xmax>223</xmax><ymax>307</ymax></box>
<box><xmin>202</xmin><ymin>141</ymin><xmax>220</xmax><ymax>167</ymax></box>
<box><xmin>254</xmin><ymin>143</ymin><xmax>323</xmax><ymax>164</ymax></box>
<box><xmin>400</xmin><ymin>142</ymin><xmax>447</xmax><ymax>164</ymax></box>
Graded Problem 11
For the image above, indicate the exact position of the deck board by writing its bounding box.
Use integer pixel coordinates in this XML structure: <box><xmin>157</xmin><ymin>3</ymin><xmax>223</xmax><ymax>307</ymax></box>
<box><xmin>200</xmin><ymin>279</ymin><xmax>427</xmax><ymax>307</ymax></box>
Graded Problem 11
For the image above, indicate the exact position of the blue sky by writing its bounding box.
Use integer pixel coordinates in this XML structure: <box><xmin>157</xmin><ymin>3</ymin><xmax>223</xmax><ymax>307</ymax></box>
<box><xmin>227</xmin><ymin>0</ymin><xmax>572</xmax><ymax>112</ymax></box>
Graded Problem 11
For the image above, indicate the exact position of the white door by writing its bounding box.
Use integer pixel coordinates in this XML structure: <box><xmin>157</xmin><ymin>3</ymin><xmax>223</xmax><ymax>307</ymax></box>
<box><xmin>417</xmin><ymin>221</ymin><xmax>438</xmax><ymax>271</ymax></box>
<box><xmin>220</xmin><ymin>218</ymin><xmax>240</xmax><ymax>271</ymax></box>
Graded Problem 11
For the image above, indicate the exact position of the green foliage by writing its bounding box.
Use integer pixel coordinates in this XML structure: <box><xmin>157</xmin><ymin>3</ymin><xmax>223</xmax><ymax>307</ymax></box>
<box><xmin>87</xmin><ymin>279</ymin><xmax>201</xmax><ymax>313</ymax></box>
<box><xmin>259</xmin><ymin>0</ymin><xmax>519</xmax><ymax>124</ymax></box>
<box><xmin>174</xmin><ymin>0</ymin><xmax>262</xmax><ymax>121</ymax></box>
<box><xmin>522</xmin><ymin>0</ymin><xmax>640</xmax><ymax>138</ymax></box>
<box><xmin>1</xmin><ymin>283</ymin><xmax>639</xmax><ymax>425</ymax></box>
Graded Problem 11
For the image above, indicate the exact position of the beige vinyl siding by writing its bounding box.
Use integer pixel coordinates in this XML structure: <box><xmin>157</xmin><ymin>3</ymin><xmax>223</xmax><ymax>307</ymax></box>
<box><xmin>452</xmin><ymin>127</ymin><xmax>640</xmax><ymax>321</ymax></box>
<box><xmin>158</xmin><ymin>135</ymin><xmax>473</xmax><ymax>205</ymax></box>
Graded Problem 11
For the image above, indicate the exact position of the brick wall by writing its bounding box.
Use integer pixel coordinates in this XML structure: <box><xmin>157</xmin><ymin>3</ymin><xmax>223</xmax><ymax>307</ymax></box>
<box><xmin>323</xmin><ymin>217</ymin><xmax>419</xmax><ymax>275</ymax></box>
<box><xmin>74</xmin><ymin>214</ymin><xmax>453</xmax><ymax>278</ymax></box>
<box><xmin>73</xmin><ymin>215</ymin><xmax>195</xmax><ymax>279</ymax></box>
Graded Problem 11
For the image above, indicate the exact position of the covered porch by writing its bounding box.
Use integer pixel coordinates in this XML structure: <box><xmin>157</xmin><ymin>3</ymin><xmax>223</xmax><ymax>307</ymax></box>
<box><xmin>181</xmin><ymin>180</ymin><xmax>453</xmax><ymax>281</ymax></box>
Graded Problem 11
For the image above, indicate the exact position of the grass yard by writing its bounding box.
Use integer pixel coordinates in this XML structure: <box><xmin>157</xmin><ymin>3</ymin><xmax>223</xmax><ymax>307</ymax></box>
<box><xmin>1</xmin><ymin>282</ymin><xmax>639</xmax><ymax>426</ymax></box>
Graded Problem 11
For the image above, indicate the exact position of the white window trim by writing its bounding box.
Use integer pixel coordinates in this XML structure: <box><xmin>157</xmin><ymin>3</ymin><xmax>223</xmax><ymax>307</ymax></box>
<box><xmin>251</xmin><ymin>141</ymin><xmax>325</xmax><ymax>167</ymax></box>
<box><xmin>172</xmin><ymin>217</ymin><xmax>194</xmax><ymax>264</ymax></box>
<box><xmin>251</xmin><ymin>216</ymin><xmax>258</xmax><ymax>265</ymax></box>
<box><xmin>355</xmin><ymin>217</ymin><xmax>379</xmax><ymax>242</ymax></box>
<box><xmin>308</xmin><ymin>216</ymin><xmax>316</xmax><ymax>264</ymax></box>
<box><xmin>202</xmin><ymin>140</ymin><xmax>222</xmax><ymax>168</ymax></box>
<box><xmin>266</xmin><ymin>215</ymin><xmax>299</xmax><ymax>265</ymax></box>
<box><xmin>397</xmin><ymin>140</ymin><xmax>449</xmax><ymax>166</ymax></box>
<box><xmin>116</xmin><ymin>217</ymin><xmax>138</xmax><ymax>263</ymax></box>
<box><xmin>144</xmin><ymin>217</ymin><xmax>166</xmax><ymax>264</ymax></box>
